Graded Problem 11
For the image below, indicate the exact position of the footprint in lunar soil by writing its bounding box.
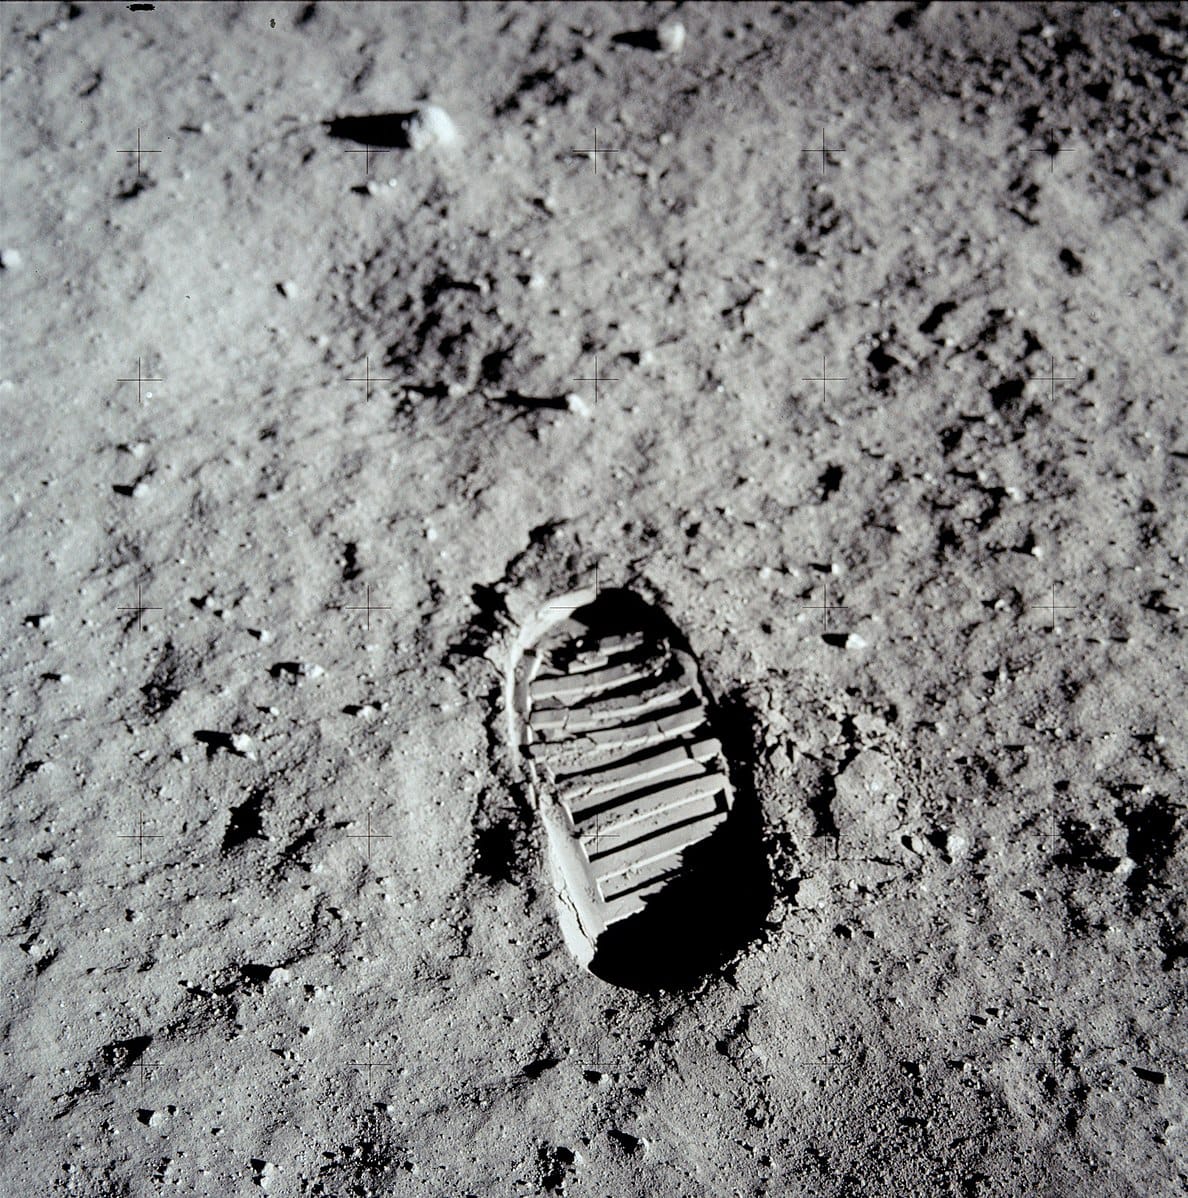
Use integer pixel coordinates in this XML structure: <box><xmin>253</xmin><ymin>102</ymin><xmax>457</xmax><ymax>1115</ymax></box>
<box><xmin>508</xmin><ymin>584</ymin><xmax>769</xmax><ymax>990</ymax></box>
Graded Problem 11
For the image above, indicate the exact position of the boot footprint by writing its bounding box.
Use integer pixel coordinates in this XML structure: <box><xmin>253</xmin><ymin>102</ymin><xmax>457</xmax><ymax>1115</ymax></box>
<box><xmin>510</xmin><ymin>585</ymin><xmax>767</xmax><ymax>989</ymax></box>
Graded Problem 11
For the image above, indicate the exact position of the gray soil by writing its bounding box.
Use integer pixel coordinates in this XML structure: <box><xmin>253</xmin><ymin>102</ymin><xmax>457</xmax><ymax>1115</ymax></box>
<box><xmin>1</xmin><ymin>2</ymin><xmax>1185</xmax><ymax>1195</ymax></box>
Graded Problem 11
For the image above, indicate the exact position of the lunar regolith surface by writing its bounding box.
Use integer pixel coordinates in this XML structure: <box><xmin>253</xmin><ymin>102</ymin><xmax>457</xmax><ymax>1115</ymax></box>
<box><xmin>1</xmin><ymin>2</ymin><xmax>1185</xmax><ymax>1195</ymax></box>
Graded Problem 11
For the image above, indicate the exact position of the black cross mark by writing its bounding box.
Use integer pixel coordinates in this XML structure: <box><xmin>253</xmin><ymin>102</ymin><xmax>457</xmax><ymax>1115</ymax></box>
<box><xmin>803</xmin><ymin>127</ymin><xmax>844</xmax><ymax>174</ymax></box>
<box><xmin>801</xmin><ymin>583</ymin><xmax>849</xmax><ymax>631</ymax></box>
<box><xmin>1026</xmin><ymin>354</ymin><xmax>1078</xmax><ymax>404</ymax></box>
<box><xmin>335</xmin><ymin>584</ymin><xmax>391</xmax><ymax>631</ymax></box>
<box><xmin>117</xmin><ymin>583</ymin><xmax>162</xmax><ymax>631</ymax></box>
<box><xmin>1030</xmin><ymin>583</ymin><xmax>1077</xmax><ymax>632</ymax></box>
<box><xmin>128</xmin><ymin>1058</ymin><xmax>164</xmax><ymax>1091</ymax></box>
<box><xmin>803</xmin><ymin>353</ymin><xmax>848</xmax><ymax>404</ymax></box>
<box><xmin>571</xmin><ymin>128</ymin><xmax>620</xmax><ymax>174</ymax></box>
<box><xmin>549</xmin><ymin>565</ymin><xmax>600</xmax><ymax>613</ymax></box>
<box><xmin>349</xmin><ymin>1044</ymin><xmax>393</xmax><ymax>1086</ymax></box>
<box><xmin>118</xmin><ymin>813</ymin><xmax>163</xmax><ymax>864</ymax></box>
<box><xmin>1031</xmin><ymin>141</ymin><xmax>1074</xmax><ymax>175</ymax></box>
<box><xmin>117</xmin><ymin>358</ymin><xmax>163</xmax><ymax>405</ymax></box>
<box><xmin>572</xmin><ymin>356</ymin><xmax>618</xmax><ymax>407</ymax></box>
<box><xmin>346</xmin><ymin>356</ymin><xmax>394</xmax><ymax>403</ymax></box>
<box><xmin>116</xmin><ymin>128</ymin><xmax>162</xmax><ymax>175</ymax></box>
<box><xmin>344</xmin><ymin>144</ymin><xmax>392</xmax><ymax>183</ymax></box>
<box><xmin>347</xmin><ymin>813</ymin><xmax>390</xmax><ymax>863</ymax></box>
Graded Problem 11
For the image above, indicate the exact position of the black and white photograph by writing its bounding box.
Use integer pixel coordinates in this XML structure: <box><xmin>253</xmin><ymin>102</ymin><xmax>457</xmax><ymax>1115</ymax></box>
<box><xmin>1</xmin><ymin>2</ymin><xmax>1185</xmax><ymax>1194</ymax></box>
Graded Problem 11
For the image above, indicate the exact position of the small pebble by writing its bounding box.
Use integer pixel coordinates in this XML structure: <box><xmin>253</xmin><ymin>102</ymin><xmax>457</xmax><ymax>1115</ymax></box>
<box><xmin>566</xmin><ymin>392</ymin><xmax>593</xmax><ymax>420</ymax></box>
<box><xmin>657</xmin><ymin>17</ymin><xmax>686</xmax><ymax>54</ymax></box>
<box><xmin>405</xmin><ymin>105</ymin><xmax>460</xmax><ymax>152</ymax></box>
<box><xmin>1</xmin><ymin>248</ymin><xmax>22</xmax><ymax>271</ymax></box>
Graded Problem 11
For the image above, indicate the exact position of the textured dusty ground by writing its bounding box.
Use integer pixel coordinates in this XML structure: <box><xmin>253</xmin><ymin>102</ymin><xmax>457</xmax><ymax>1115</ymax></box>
<box><xmin>1</xmin><ymin>2</ymin><xmax>1186</xmax><ymax>1195</ymax></box>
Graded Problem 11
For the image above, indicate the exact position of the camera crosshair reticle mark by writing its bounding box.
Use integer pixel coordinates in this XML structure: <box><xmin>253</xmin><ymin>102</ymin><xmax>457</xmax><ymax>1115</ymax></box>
<box><xmin>118</xmin><ymin>812</ymin><xmax>163</xmax><ymax>864</ymax></box>
<box><xmin>347</xmin><ymin>813</ymin><xmax>390</xmax><ymax>862</ymax></box>
<box><xmin>1026</xmin><ymin>354</ymin><xmax>1078</xmax><ymax>404</ymax></box>
<box><xmin>126</xmin><ymin>1052</ymin><xmax>171</xmax><ymax>1093</ymax></box>
<box><xmin>548</xmin><ymin>565</ymin><xmax>599</xmax><ymax>613</ymax></box>
<box><xmin>348</xmin><ymin>1044</ymin><xmax>393</xmax><ymax>1086</ymax></box>
<box><xmin>803</xmin><ymin>353</ymin><xmax>848</xmax><ymax>404</ymax></box>
<box><xmin>803</xmin><ymin>127</ymin><xmax>844</xmax><ymax>173</ymax></box>
<box><xmin>572</xmin><ymin>356</ymin><xmax>618</xmax><ymax>407</ymax></box>
<box><xmin>334</xmin><ymin>584</ymin><xmax>391</xmax><ymax>631</ymax></box>
<box><xmin>117</xmin><ymin>358</ymin><xmax>163</xmax><ymax>405</ymax></box>
<box><xmin>800</xmin><ymin>583</ymin><xmax>852</xmax><ymax>632</ymax></box>
<box><xmin>117</xmin><ymin>583</ymin><xmax>162</xmax><ymax>631</ymax></box>
<box><xmin>344</xmin><ymin>143</ymin><xmax>392</xmax><ymax>183</ymax></box>
<box><xmin>1030</xmin><ymin>583</ymin><xmax>1078</xmax><ymax>632</ymax></box>
<box><xmin>346</xmin><ymin>356</ymin><xmax>394</xmax><ymax>403</ymax></box>
<box><xmin>1031</xmin><ymin>139</ymin><xmax>1075</xmax><ymax>174</ymax></box>
<box><xmin>116</xmin><ymin>128</ymin><xmax>162</xmax><ymax>175</ymax></box>
<box><xmin>570</xmin><ymin>127</ymin><xmax>620</xmax><ymax>174</ymax></box>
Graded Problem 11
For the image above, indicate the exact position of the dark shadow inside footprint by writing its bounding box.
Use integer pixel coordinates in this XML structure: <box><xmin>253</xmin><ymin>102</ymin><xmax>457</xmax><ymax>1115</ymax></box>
<box><xmin>324</xmin><ymin>113</ymin><xmax>416</xmax><ymax>148</ymax></box>
<box><xmin>589</xmin><ymin>805</ymin><xmax>771</xmax><ymax>991</ymax></box>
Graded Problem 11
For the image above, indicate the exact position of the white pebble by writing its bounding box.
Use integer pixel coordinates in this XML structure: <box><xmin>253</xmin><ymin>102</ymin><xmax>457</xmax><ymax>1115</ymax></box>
<box><xmin>406</xmin><ymin>105</ymin><xmax>460</xmax><ymax>152</ymax></box>
<box><xmin>565</xmin><ymin>392</ymin><xmax>593</xmax><ymax>420</ymax></box>
<box><xmin>657</xmin><ymin>17</ymin><xmax>686</xmax><ymax>54</ymax></box>
<box><xmin>1</xmin><ymin>248</ymin><xmax>22</xmax><ymax>271</ymax></box>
